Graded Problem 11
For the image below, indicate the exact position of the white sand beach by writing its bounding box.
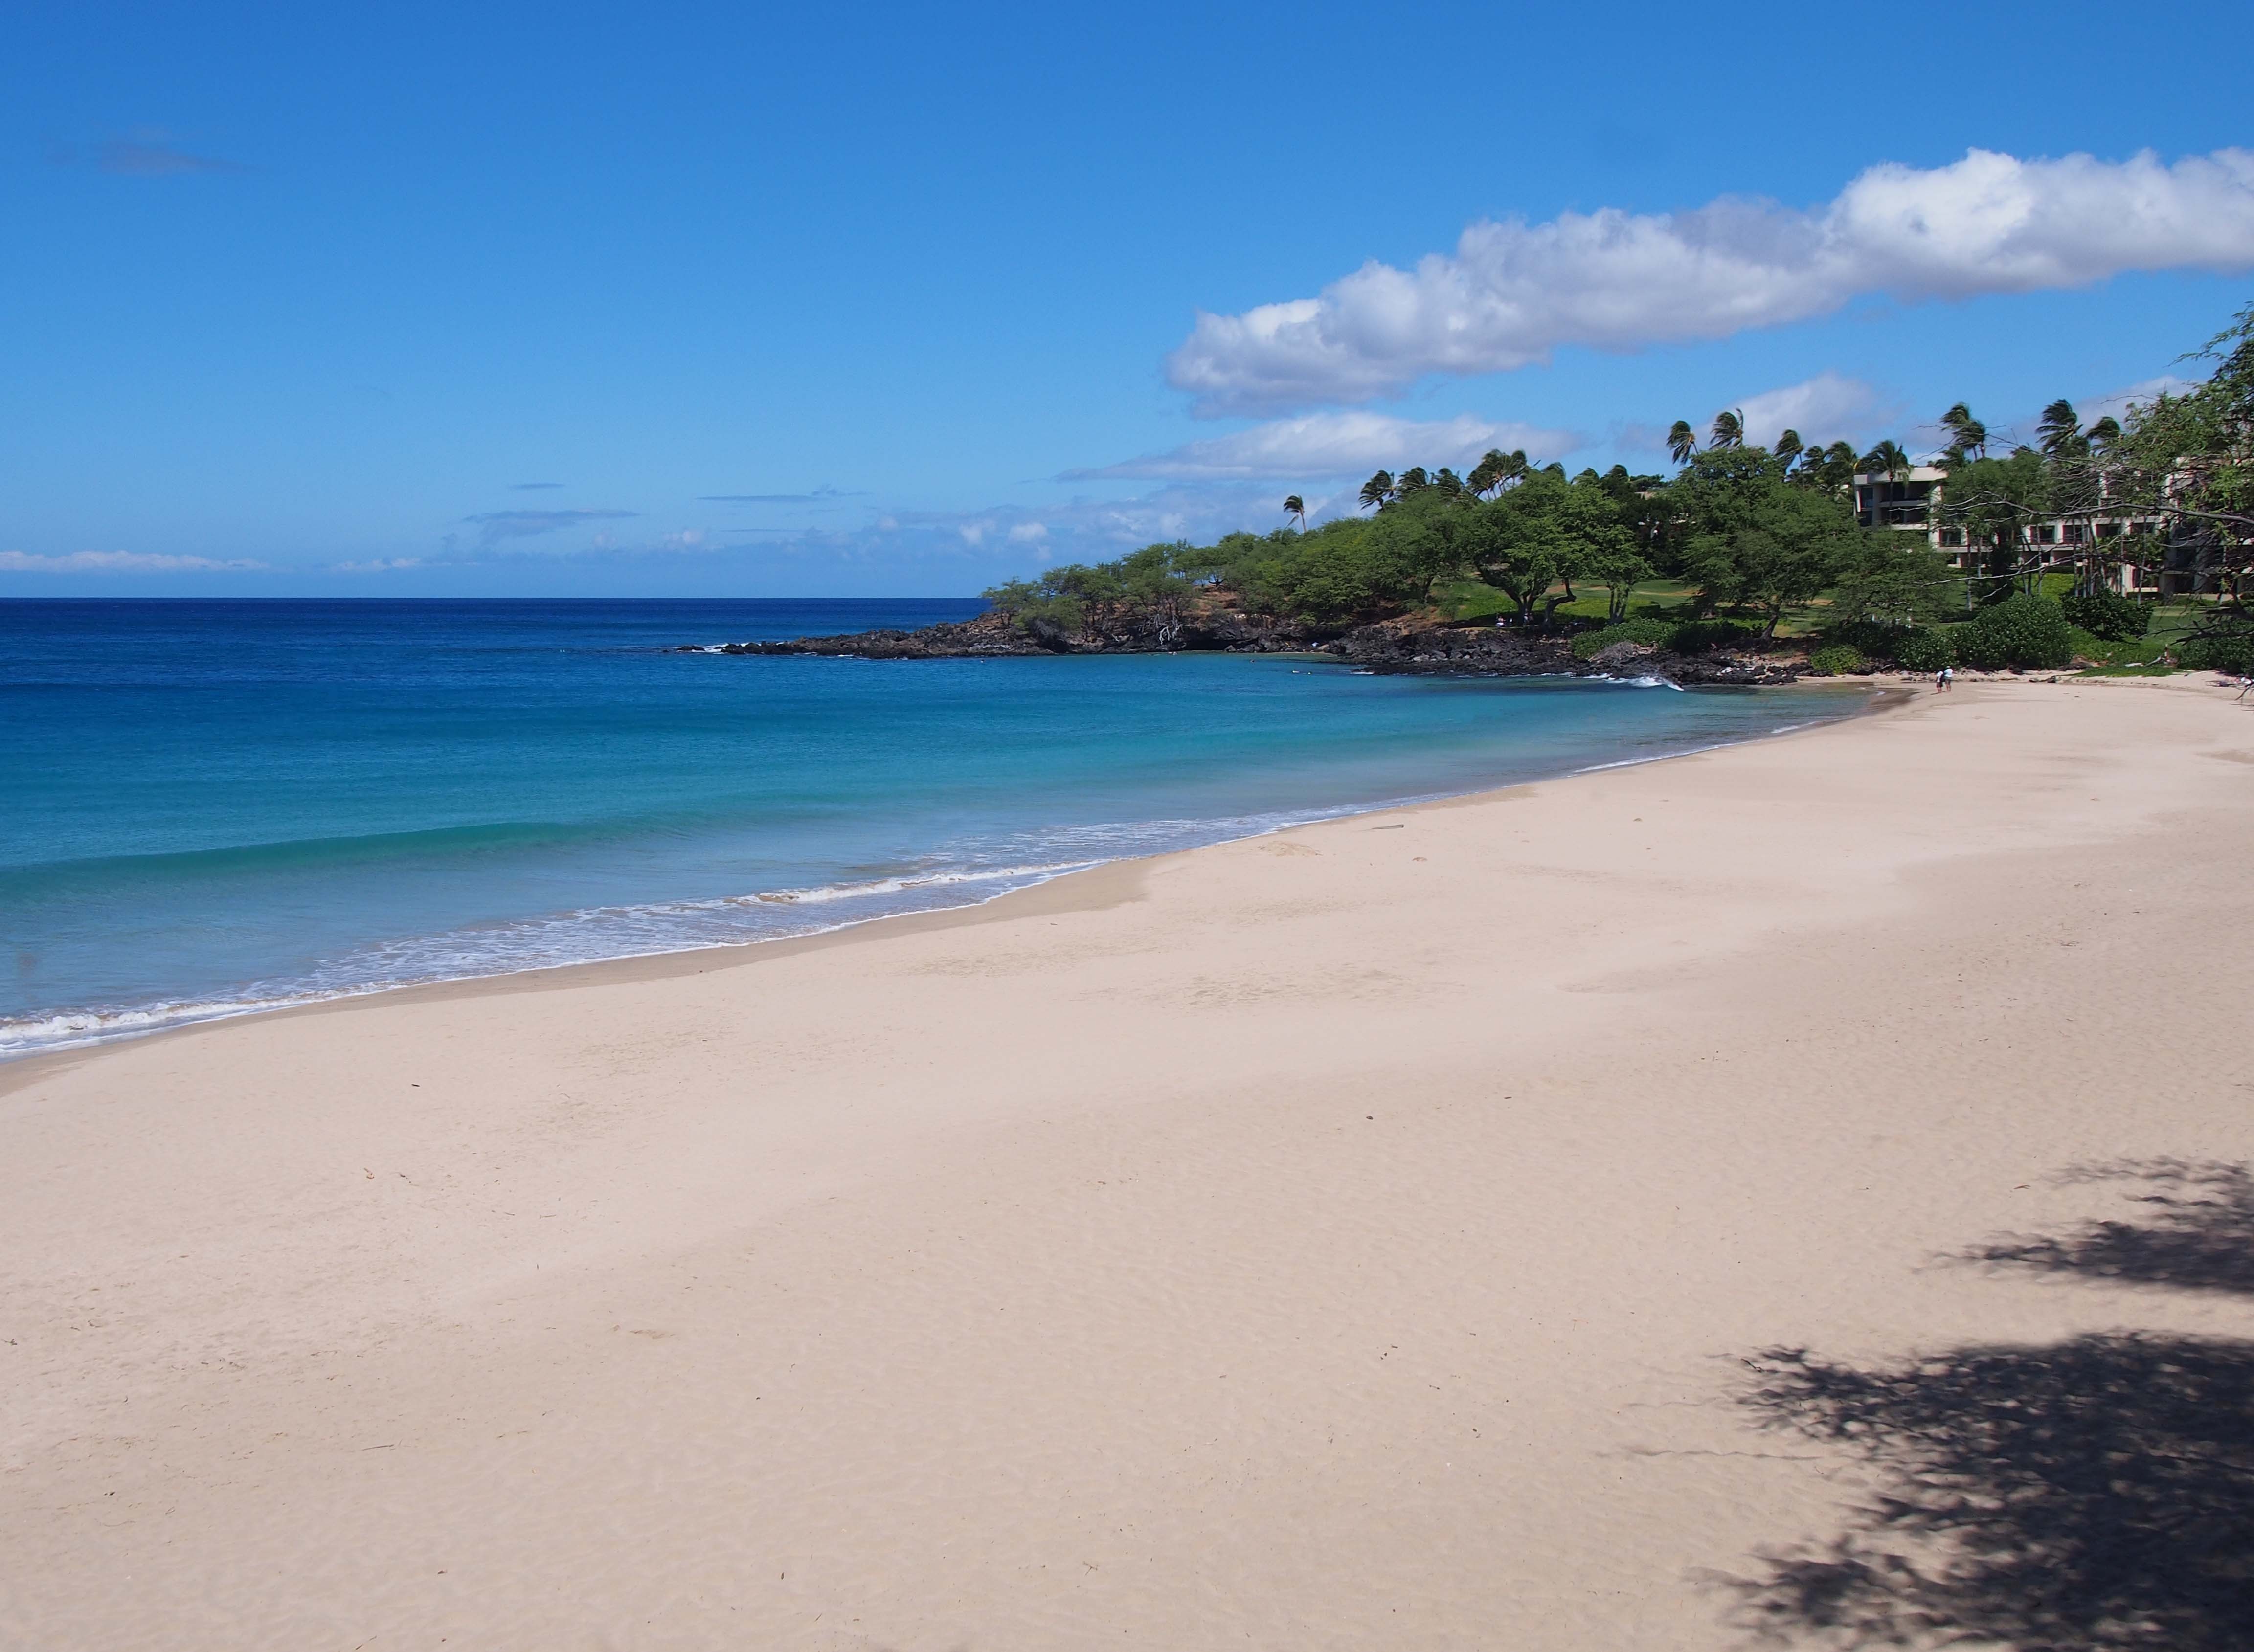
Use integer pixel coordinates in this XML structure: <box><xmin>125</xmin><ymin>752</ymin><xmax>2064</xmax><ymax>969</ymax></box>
<box><xmin>3</xmin><ymin>675</ymin><xmax>2251</xmax><ymax>1650</ymax></box>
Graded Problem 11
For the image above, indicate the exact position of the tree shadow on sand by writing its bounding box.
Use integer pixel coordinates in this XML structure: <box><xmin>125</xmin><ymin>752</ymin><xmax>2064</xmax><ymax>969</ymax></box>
<box><xmin>1960</xmin><ymin>1159</ymin><xmax>2254</xmax><ymax>1299</ymax></box>
<box><xmin>1726</xmin><ymin>1161</ymin><xmax>2254</xmax><ymax>1650</ymax></box>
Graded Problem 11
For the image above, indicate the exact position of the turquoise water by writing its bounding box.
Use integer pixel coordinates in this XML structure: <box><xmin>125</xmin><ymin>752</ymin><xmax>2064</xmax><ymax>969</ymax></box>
<box><xmin>1</xmin><ymin>600</ymin><xmax>1865</xmax><ymax>1054</ymax></box>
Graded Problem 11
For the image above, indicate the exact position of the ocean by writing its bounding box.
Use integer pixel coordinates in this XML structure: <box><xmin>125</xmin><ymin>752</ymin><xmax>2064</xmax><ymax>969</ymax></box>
<box><xmin>0</xmin><ymin>599</ymin><xmax>1866</xmax><ymax>1055</ymax></box>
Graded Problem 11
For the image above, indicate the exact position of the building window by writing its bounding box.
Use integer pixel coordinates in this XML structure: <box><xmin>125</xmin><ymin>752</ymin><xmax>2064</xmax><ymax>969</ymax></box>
<box><xmin>2063</xmin><ymin>523</ymin><xmax>2087</xmax><ymax>543</ymax></box>
<box><xmin>1939</xmin><ymin>528</ymin><xmax>1963</xmax><ymax>547</ymax></box>
<box><xmin>2036</xmin><ymin>525</ymin><xmax>2058</xmax><ymax>544</ymax></box>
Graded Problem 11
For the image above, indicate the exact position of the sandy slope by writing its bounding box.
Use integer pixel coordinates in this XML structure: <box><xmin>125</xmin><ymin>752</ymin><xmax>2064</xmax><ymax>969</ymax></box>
<box><xmin>2</xmin><ymin>677</ymin><xmax>2251</xmax><ymax>1650</ymax></box>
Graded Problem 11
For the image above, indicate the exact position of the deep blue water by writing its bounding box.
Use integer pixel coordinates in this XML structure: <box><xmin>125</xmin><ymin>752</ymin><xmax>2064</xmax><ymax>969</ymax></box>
<box><xmin>0</xmin><ymin>599</ymin><xmax>1865</xmax><ymax>1054</ymax></box>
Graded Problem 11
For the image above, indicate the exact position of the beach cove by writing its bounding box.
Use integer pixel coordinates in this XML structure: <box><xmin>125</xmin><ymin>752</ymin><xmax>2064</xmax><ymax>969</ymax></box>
<box><xmin>3</xmin><ymin>676</ymin><xmax>2251</xmax><ymax>1648</ymax></box>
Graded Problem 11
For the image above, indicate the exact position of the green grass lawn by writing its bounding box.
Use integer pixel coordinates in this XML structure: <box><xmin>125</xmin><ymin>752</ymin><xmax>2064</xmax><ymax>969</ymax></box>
<box><xmin>1436</xmin><ymin>580</ymin><xmax>1699</xmax><ymax>625</ymax></box>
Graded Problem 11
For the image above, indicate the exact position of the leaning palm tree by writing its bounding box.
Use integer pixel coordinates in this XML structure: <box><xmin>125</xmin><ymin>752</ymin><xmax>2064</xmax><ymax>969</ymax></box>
<box><xmin>1861</xmin><ymin>439</ymin><xmax>1912</xmax><ymax>482</ymax></box>
<box><xmin>1282</xmin><ymin>494</ymin><xmax>1307</xmax><ymax>531</ymax></box>
<box><xmin>1468</xmin><ymin>447</ymin><xmax>1530</xmax><ymax>497</ymax></box>
<box><xmin>1394</xmin><ymin>466</ymin><xmax>1431</xmax><ymax>496</ymax></box>
<box><xmin>1357</xmin><ymin>471</ymin><xmax>1394</xmax><ymax>511</ymax></box>
<box><xmin>2037</xmin><ymin>399</ymin><xmax>2083</xmax><ymax>457</ymax></box>
<box><xmin>2086</xmin><ymin>415</ymin><xmax>2121</xmax><ymax>452</ymax></box>
<box><xmin>1710</xmin><ymin>408</ymin><xmax>1746</xmax><ymax>449</ymax></box>
<box><xmin>1774</xmin><ymin>428</ymin><xmax>1803</xmax><ymax>466</ymax></box>
<box><xmin>1666</xmin><ymin>421</ymin><xmax>1697</xmax><ymax>465</ymax></box>
<box><xmin>1940</xmin><ymin>402</ymin><xmax>1988</xmax><ymax>461</ymax></box>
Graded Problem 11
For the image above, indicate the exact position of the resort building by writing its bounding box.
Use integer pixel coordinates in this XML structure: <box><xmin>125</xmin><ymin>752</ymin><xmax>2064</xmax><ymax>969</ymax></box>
<box><xmin>1852</xmin><ymin>464</ymin><xmax>2172</xmax><ymax>595</ymax></box>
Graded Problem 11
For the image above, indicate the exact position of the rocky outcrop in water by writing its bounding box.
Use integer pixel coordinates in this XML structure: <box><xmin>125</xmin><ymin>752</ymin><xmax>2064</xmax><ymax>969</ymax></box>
<box><xmin>684</xmin><ymin>609</ymin><xmax>1805</xmax><ymax>684</ymax></box>
<box><xmin>1329</xmin><ymin>623</ymin><xmax>1805</xmax><ymax>684</ymax></box>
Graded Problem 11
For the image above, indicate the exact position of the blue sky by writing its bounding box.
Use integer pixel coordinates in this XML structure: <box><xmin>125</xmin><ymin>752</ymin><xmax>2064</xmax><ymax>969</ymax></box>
<box><xmin>3</xmin><ymin>0</ymin><xmax>2252</xmax><ymax>596</ymax></box>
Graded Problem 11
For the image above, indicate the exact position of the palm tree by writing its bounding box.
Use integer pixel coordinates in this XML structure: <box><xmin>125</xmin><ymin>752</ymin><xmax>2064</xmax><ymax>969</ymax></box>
<box><xmin>1774</xmin><ymin>428</ymin><xmax>1803</xmax><ymax>466</ymax></box>
<box><xmin>1433</xmin><ymin>468</ymin><xmax>1464</xmax><ymax>497</ymax></box>
<box><xmin>1395</xmin><ymin>466</ymin><xmax>1431</xmax><ymax>496</ymax></box>
<box><xmin>1357</xmin><ymin>471</ymin><xmax>1394</xmax><ymax>511</ymax></box>
<box><xmin>1468</xmin><ymin>448</ymin><xmax>1530</xmax><ymax>497</ymax></box>
<box><xmin>2087</xmin><ymin>415</ymin><xmax>2120</xmax><ymax>452</ymax></box>
<box><xmin>1861</xmin><ymin>439</ymin><xmax>1911</xmax><ymax>482</ymax></box>
<box><xmin>1710</xmin><ymin>408</ymin><xmax>1746</xmax><ymax>449</ymax></box>
<box><xmin>1666</xmin><ymin>421</ymin><xmax>1697</xmax><ymax>465</ymax></box>
<box><xmin>2037</xmin><ymin>399</ymin><xmax>2084</xmax><ymax>457</ymax></box>
<box><xmin>1282</xmin><ymin>494</ymin><xmax>1307</xmax><ymax>531</ymax></box>
<box><xmin>1940</xmin><ymin>402</ymin><xmax>1988</xmax><ymax>461</ymax></box>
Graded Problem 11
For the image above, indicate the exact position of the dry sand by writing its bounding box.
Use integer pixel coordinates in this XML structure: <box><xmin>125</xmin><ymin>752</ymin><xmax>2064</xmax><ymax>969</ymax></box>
<box><xmin>2</xmin><ymin>676</ymin><xmax>2251</xmax><ymax>1650</ymax></box>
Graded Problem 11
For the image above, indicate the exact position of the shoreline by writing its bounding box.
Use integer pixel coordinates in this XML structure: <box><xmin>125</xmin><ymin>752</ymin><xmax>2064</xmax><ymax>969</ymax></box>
<box><xmin>6</xmin><ymin>673</ymin><xmax>2249</xmax><ymax>1650</ymax></box>
<box><xmin>0</xmin><ymin>679</ymin><xmax>1884</xmax><ymax>1079</ymax></box>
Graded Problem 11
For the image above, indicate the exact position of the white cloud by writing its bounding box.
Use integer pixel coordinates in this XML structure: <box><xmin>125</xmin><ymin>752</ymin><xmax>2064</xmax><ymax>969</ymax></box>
<box><xmin>2081</xmin><ymin>374</ymin><xmax>2201</xmax><ymax>424</ymax></box>
<box><xmin>1732</xmin><ymin>373</ymin><xmax>1890</xmax><ymax>448</ymax></box>
<box><xmin>1006</xmin><ymin>521</ymin><xmax>1049</xmax><ymax>542</ymax></box>
<box><xmin>1168</xmin><ymin>147</ymin><xmax>2254</xmax><ymax>413</ymax></box>
<box><xmin>1067</xmin><ymin>410</ymin><xmax>1579</xmax><ymax>481</ymax></box>
<box><xmin>0</xmin><ymin>549</ymin><xmax>267</xmax><ymax>573</ymax></box>
<box><xmin>332</xmin><ymin>556</ymin><xmax>426</xmax><ymax>573</ymax></box>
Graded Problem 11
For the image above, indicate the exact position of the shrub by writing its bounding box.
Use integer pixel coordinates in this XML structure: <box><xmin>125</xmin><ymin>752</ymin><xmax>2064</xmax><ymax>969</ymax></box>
<box><xmin>1669</xmin><ymin>618</ymin><xmax>1759</xmax><ymax>654</ymax></box>
<box><xmin>1891</xmin><ymin>626</ymin><xmax>1955</xmax><ymax>672</ymax></box>
<box><xmin>1805</xmin><ymin>645</ymin><xmax>1868</xmax><ymax>676</ymax></box>
<box><xmin>1570</xmin><ymin>616</ymin><xmax>1676</xmax><ymax>659</ymax></box>
<box><xmin>1822</xmin><ymin>618</ymin><xmax>1901</xmax><ymax>656</ymax></box>
<box><xmin>1954</xmin><ymin>593</ymin><xmax>2074</xmax><ymax>670</ymax></box>
<box><xmin>2176</xmin><ymin>628</ymin><xmax>2254</xmax><ymax>675</ymax></box>
<box><xmin>2060</xmin><ymin>591</ymin><xmax>2153</xmax><ymax>642</ymax></box>
<box><xmin>2066</xmin><ymin>627</ymin><xmax>2167</xmax><ymax>667</ymax></box>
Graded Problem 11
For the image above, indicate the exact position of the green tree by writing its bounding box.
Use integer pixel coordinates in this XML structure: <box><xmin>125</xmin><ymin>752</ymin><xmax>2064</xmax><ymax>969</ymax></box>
<box><xmin>1666</xmin><ymin>421</ymin><xmax>1698</xmax><ymax>465</ymax></box>
<box><xmin>1468</xmin><ymin>447</ymin><xmax>1530</xmax><ymax>497</ymax></box>
<box><xmin>2037</xmin><ymin>399</ymin><xmax>2086</xmax><ymax>458</ymax></box>
<box><xmin>1462</xmin><ymin>470</ymin><xmax>1633</xmax><ymax>627</ymax></box>
<box><xmin>2113</xmin><ymin>299</ymin><xmax>2254</xmax><ymax>629</ymax></box>
<box><xmin>1282</xmin><ymin>494</ymin><xmax>1307</xmax><ymax>532</ymax></box>
<box><xmin>1861</xmin><ymin>439</ymin><xmax>1912</xmax><ymax>483</ymax></box>
<box><xmin>1710</xmin><ymin>408</ymin><xmax>1746</xmax><ymax>449</ymax></box>
<box><xmin>1940</xmin><ymin>448</ymin><xmax>2049</xmax><ymax>602</ymax></box>
<box><xmin>1830</xmin><ymin>530</ymin><xmax>1956</xmax><ymax>627</ymax></box>
<box><xmin>1358</xmin><ymin>489</ymin><xmax>1481</xmax><ymax>605</ymax></box>
<box><xmin>1940</xmin><ymin>402</ymin><xmax>1989</xmax><ymax>462</ymax></box>
<box><xmin>1792</xmin><ymin>441</ymin><xmax>1858</xmax><ymax>497</ymax></box>
<box><xmin>1357</xmin><ymin>471</ymin><xmax>1394</xmax><ymax>511</ymax></box>
<box><xmin>1673</xmin><ymin>448</ymin><xmax>1858</xmax><ymax>636</ymax></box>
<box><xmin>1589</xmin><ymin>543</ymin><xmax>1653</xmax><ymax>621</ymax></box>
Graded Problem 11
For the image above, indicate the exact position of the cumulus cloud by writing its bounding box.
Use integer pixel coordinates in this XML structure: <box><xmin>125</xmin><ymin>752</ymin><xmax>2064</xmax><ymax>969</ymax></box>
<box><xmin>1168</xmin><ymin>147</ymin><xmax>2254</xmax><ymax>413</ymax></box>
<box><xmin>1732</xmin><ymin>372</ymin><xmax>1891</xmax><ymax>448</ymax></box>
<box><xmin>460</xmin><ymin>508</ymin><xmax>636</xmax><ymax>547</ymax></box>
<box><xmin>1064</xmin><ymin>410</ymin><xmax>1580</xmax><ymax>481</ymax></box>
<box><xmin>1615</xmin><ymin>373</ymin><xmax>1892</xmax><ymax>456</ymax></box>
<box><xmin>0</xmin><ymin>549</ymin><xmax>266</xmax><ymax>573</ymax></box>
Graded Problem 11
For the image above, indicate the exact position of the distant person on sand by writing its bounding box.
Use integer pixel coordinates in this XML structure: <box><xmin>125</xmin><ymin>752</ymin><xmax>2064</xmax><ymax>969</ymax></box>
<box><xmin>1937</xmin><ymin>666</ymin><xmax>1954</xmax><ymax>693</ymax></box>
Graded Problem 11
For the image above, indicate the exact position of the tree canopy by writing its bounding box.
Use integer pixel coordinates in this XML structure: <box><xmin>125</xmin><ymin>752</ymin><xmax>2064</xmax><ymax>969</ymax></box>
<box><xmin>984</xmin><ymin>296</ymin><xmax>2254</xmax><ymax>647</ymax></box>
